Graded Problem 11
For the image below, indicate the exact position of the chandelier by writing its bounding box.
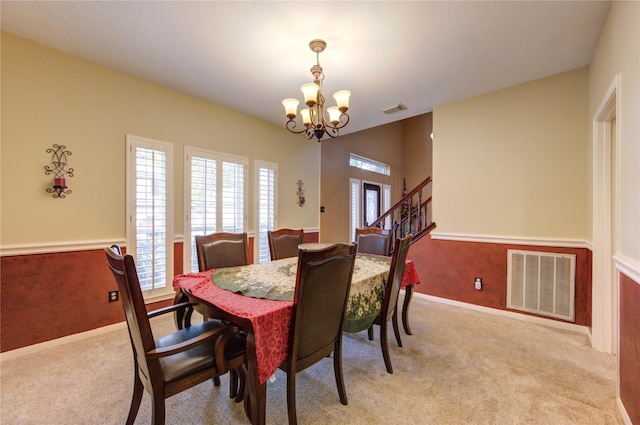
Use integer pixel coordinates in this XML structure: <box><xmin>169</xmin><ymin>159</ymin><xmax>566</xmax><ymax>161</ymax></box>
<box><xmin>282</xmin><ymin>39</ymin><xmax>351</xmax><ymax>141</ymax></box>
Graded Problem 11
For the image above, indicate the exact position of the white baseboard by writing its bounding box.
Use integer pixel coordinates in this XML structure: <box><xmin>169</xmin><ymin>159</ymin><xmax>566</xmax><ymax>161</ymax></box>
<box><xmin>413</xmin><ymin>292</ymin><xmax>590</xmax><ymax>336</ymax></box>
<box><xmin>617</xmin><ymin>397</ymin><xmax>632</xmax><ymax>425</ymax></box>
<box><xmin>0</xmin><ymin>321</ymin><xmax>127</xmax><ymax>362</ymax></box>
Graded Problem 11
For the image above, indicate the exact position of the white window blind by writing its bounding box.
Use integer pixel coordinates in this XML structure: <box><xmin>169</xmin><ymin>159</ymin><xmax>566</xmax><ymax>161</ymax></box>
<box><xmin>383</xmin><ymin>184</ymin><xmax>392</xmax><ymax>229</ymax></box>
<box><xmin>184</xmin><ymin>147</ymin><xmax>247</xmax><ymax>273</ymax></box>
<box><xmin>188</xmin><ymin>155</ymin><xmax>217</xmax><ymax>272</ymax></box>
<box><xmin>255</xmin><ymin>161</ymin><xmax>277</xmax><ymax>263</ymax></box>
<box><xmin>126</xmin><ymin>135</ymin><xmax>174</xmax><ymax>299</ymax></box>
<box><xmin>350</xmin><ymin>178</ymin><xmax>361</xmax><ymax>242</ymax></box>
<box><xmin>222</xmin><ymin>161</ymin><xmax>245</xmax><ymax>232</ymax></box>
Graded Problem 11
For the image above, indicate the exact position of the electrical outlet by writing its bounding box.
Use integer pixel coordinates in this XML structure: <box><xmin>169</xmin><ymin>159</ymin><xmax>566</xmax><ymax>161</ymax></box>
<box><xmin>474</xmin><ymin>277</ymin><xmax>482</xmax><ymax>290</ymax></box>
<box><xmin>108</xmin><ymin>290</ymin><xmax>119</xmax><ymax>303</ymax></box>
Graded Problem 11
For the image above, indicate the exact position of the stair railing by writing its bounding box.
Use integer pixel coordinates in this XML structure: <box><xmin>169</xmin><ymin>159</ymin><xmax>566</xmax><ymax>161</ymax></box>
<box><xmin>366</xmin><ymin>176</ymin><xmax>436</xmax><ymax>252</ymax></box>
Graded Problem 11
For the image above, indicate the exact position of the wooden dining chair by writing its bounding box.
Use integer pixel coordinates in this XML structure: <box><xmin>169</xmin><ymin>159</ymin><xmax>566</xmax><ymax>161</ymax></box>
<box><xmin>178</xmin><ymin>232</ymin><xmax>251</xmax><ymax>327</ymax></box>
<box><xmin>195</xmin><ymin>232</ymin><xmax>250</xmax><ymax>270</ymax></box>
<box><xmin>279</xmin><ymin>243</ymin><xmax>358</xmax><ymax>425</ymax></box>
<box><xmin>105</xmin><ymin>245</ymin><xmax>247</xmax><ymax>425</ymax></box>
<box><xmin>267</xmin><ymin>228</ymin><xmax>304</xmax><ymax>260</ymax></box>
<box><xmin>355</xmin><ymin>227</ymin><xmax>391</xmax><ymax>256</ymax></box>
<box><xmin>367</xmin><ymin>233</ymin><xmax>413</xmax><ymax>373</ymax></box>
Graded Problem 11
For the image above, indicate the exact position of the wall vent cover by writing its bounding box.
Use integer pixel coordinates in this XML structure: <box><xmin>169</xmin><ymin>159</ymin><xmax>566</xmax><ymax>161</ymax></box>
<box><xmin>507</xmin><ymin>249</ymin><xmax>575</xmax><ymax>322</ymax></box>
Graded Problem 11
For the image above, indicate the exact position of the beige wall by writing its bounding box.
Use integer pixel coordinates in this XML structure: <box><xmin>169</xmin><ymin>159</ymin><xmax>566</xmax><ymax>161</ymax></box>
<box><xmin>320</xmin><ymin>121</ymin><xmax>403</xmax><ymax>243</ymax></box>
<box><xmin>433</xmin><ymin>67</ymin><xmax>590</xmax><ymax>241</ymax></box>
<box><xmin>589</xmin><ymin>0</ymin><xmax>640</xmax><ymax>264</ymax></box>
<box><xmin>319</xmin><ymin>113</ymin><xmax>433</xmax><ymax>244</ymax></box>
<box><xmin>0</xmin><ymin>33</ymin><xmax>319</xmax><ymax>249</ymax></box>
<box><xmin>402</xmin><ymin>113</ymin><xmax>433</xmax><ymax>190</ymax></box>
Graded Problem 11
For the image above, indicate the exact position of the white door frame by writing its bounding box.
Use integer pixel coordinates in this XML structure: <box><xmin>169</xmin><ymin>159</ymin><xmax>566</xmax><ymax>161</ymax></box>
<box><xmin>591</xmin><ymin>75</ymin><xmax>619</xmax><ymax>354</ymax></box>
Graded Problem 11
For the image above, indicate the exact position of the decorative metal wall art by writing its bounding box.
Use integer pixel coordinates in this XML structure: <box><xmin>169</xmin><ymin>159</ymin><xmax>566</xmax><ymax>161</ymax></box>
<box><xmin>44</xmin><ymin>144</ymin><xmax>74</xmax><ymax>198</ymax></box>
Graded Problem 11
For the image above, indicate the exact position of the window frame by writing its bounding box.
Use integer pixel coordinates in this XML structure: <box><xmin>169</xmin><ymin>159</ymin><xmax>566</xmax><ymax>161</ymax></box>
<box><xmin>349</xmin><ymin>153</ymin><xmax>391</xmax><ymax>176</ymax></box>
<box><xmin>125</xmin><ymin>134</ymin><xmax>175</xmax><ymax>301</ymax></box>
<box><xmin>254</xmin><ymin>160</ymin><xmax>278</xmax><ymax>263</ymax></box>
<box><xmin>183</xmin><ymin>146</ymin><xmax>248</xmax><ymax>273</ymax></box>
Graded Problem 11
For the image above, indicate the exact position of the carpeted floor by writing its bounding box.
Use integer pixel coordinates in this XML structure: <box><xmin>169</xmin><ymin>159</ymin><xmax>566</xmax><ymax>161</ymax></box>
<box><xmin>0</xmin><ymin>295</ymin><xmax>623</xmax><ymax>424</ymax></box>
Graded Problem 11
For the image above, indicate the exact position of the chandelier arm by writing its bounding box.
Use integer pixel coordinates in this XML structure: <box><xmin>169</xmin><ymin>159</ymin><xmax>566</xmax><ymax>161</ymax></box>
<box><xmin>285</xmin><ymin>119</ymin><xmax>311</xmax><ymax>135</ymax></box>
<box><xmin>304</xmin><ymin>128</ymin><xmax>315</xmax><ymax>140</ymax></box>
<box><xmin>323</xmin><ymin>127</ymin><xmax>340</xmax><ymax>138</ymax></box>
<box><xmin>325</xmin><ymin>113</ymin><xmax>350</xmax><ymax>130</ymax></box>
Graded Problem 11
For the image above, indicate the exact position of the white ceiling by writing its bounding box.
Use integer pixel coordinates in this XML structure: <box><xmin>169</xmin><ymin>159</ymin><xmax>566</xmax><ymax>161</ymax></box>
<box><xmin>1</xmin><ymin>1</ymin><xmax>610</xmax><ymax>136</ymax></box>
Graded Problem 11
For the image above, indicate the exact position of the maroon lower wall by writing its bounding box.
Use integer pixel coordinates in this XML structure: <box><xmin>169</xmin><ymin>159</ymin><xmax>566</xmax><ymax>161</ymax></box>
<box><xmin>0</xmin><ymin>231</ymin><xmax>320</xmax><ymax>352</ymax></box>
<box><xmin>407</xmin><ymin>235</ymin><xmax>592</xmax><ymax>326</ymax></box>
<box><xmin>619</xmin><ymin>272</ymin><xmax>640</xmax><ymax>424</ymax></box>
<box><xmin>1</xmin><ymin>249</ymin><xmax>125</xmax><ymax>352</ymax></box>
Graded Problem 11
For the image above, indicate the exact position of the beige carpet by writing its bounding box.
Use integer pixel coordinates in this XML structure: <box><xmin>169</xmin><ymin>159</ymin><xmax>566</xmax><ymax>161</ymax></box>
<box><xmin>1</xmin><ymin>296</ymin><xmax>623</xmax><ymax>424</ymax></box>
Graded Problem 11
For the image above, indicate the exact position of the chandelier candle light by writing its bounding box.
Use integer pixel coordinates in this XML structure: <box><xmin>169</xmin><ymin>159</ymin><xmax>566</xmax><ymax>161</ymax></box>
<box><xmin>282</xmin><ymin>39</ymin><xmax>351</xmax><ymax>141</ymax></box>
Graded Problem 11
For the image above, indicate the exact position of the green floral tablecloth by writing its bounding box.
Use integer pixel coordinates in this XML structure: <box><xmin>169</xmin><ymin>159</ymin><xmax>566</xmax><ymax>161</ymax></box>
<box><xmin>211</xmin><ymin>254</ymin><xmax>392</xmax><ymax>333</ymax></box>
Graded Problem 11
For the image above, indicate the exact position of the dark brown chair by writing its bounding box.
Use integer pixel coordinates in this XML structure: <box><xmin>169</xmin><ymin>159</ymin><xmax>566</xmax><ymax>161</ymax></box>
<box><xmin>195</xmin><ymin>232</ymin><xmax>250</xmax><ymax>270</ymax></box>
<box><xmin>267</xmin><ymin>228</ymin><xmax>304</xmax><ymax>260</ymax></box>
<box><xmin>279</xmin><ymin>243</ymin><xmax>358</xmax><ymax>425</ymax></box>
<box><xmin>181</xmin><ymin>232</ymin><xmax>251</xmax><ymax>326</ymax></box>
<box><xmin>355</xmin><ymin>227</ymin><xmax>391</xmax><ymax>256</ymax></box>
<box><xmin>367</xmin><ymin>234</ymin><xmax>413</xmax><ymax>373</ymax></box>
<box><xmin>105</xmin><ymin>245</ymin><xmax>246</xmax><ymax>425</ymax></box>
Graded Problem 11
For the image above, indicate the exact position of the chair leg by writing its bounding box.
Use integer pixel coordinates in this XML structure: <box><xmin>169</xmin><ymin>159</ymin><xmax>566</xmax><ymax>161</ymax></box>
<box><xmin>392</xmin><ymin>308</ymin><xmax>403</xmax><ymax>348</ymax></box>
<box><xmin>402</xmin><ymin>284</ymin><xmax>414</xmax><ymax>335</ymax></box>
<box><xmin>367</xmin><ymin>324</ymin><xmax>374</xmax><ymax>341</ymax></box>
<box><xmin>333</xmin><ymin>340</ymin><xmax>348</xmax><ymax>405</ymax></box>
<box><xmin>229</xmin><ymin>369</ymin><xmax>238</xmax><ymax>398</ymax></box>
<box><xmin>286</xmin><ymin>367</ymin><xmax>298</xmax><ymax>425</ymax></box>
<box><xmin>126</xmin><ymin>372</ymin><xmax>144</xmax><ymax>425</ymax></box>
<box><xmin>213</xmin><ymin>376</ymin><xmax>221</xmax><ymax>387</ymax></box>
<box><xmin>235</xmin><ymin>366</ymin><xmax>246</xmax><ymax>403</ymax></box>
<box><xmin>151</xmin><ymin>391</ymin><xmax>166</xmax><ymax>425</ymax></box>
<box><xmin>184</xmin><ymin>307</ymin><xmax>194</xmax><ymax>328</ymax></box>
<box><xmin>380</xmin><ymin>321</ymin><xmax>393</xmax><ymax>374</ymax></box>
<box><xmin>172</xmin><ymin>292</ymin><xmax>190</xmax><ymax>330</ymax></box>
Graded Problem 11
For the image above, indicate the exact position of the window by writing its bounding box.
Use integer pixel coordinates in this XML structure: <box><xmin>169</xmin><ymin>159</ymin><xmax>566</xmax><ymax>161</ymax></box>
<box><xmin>350</xmin><ymin>178</ymin><xmax>361</xmax><ymax>242</ymax></box>
<box><xmin>183</xmin><ymin>147</ymin><xmax>247</xmax><ymax>273</ymax></box>
<box><xmin>383</xmin><ymin>184</ymin><xmax>391</xmax><ymax>229</ymax></box>
<box><xmin>349</xmin><ymin>153</ymin><xmax>390</xmax><ymax>176</ymax></box>
<box><xmin>126</xmin><ymin>135</ymin><xmax>174</xmax><ymax>300</ymax></box>
<box><xmin>255</xmin><ymin>161</ymin><xmax>278</xmax><ymax>263</ymax></box>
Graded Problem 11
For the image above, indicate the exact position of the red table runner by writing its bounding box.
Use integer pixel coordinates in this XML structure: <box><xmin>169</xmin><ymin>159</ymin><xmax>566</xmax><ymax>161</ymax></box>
<box><xmin>173</xmin><ymin>271</ymin><xmax>292</xmax><ymax>384</ymax></box>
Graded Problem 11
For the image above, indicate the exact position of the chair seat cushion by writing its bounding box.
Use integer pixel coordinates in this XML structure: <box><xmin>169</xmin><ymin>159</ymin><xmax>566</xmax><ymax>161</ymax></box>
<box><xmin>157</xmin><ymin>320</ymin><xmax>245</xmax><ymax>383</ymax></box>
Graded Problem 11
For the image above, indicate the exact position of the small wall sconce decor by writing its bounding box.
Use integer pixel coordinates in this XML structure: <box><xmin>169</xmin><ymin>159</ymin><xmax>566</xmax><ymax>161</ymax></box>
<box><xmin>297</xmin><ymin>180</ymin><xmax>305</xmax><ymax>207</ymax></box>
<box><xmin>44</xmin><ymin>144</ymin><xmax>74</xmax><ymax>198</ymax></box>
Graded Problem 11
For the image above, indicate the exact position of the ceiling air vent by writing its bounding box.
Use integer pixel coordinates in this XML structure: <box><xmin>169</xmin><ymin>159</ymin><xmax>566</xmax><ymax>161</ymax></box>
<box><xmin>382</xmin><ymin>103</ymin><xmax>407</xmax><ymax>114</ymax></box>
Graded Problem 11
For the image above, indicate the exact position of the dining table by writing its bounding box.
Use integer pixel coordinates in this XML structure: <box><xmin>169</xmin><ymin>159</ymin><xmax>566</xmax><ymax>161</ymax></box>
<box><xmin>172</xmin><ymin>253</ymin><xmax>420</xmax><ymax>425</ymax></box>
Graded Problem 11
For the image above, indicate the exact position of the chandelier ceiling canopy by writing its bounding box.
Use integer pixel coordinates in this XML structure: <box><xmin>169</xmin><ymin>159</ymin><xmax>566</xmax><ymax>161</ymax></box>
<box><xmin>282</xmin><ymin>39</ymin><xmax>351</xmax><ymax>142</ymax></box>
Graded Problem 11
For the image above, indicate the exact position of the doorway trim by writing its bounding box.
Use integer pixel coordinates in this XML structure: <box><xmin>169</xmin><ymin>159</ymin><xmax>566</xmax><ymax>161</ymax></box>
<box><xmin>592</xmin><ymin>74</ymin><xmax>620</xmax><ymax>354</ymax></box>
